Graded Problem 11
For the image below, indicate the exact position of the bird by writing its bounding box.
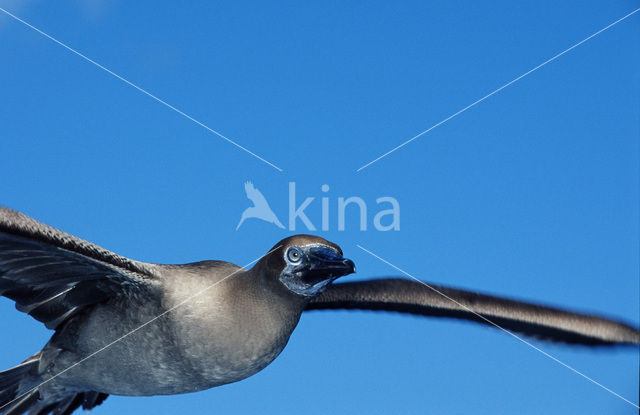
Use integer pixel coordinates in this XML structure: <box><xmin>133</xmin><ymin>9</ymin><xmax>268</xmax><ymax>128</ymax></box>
<box><xmin>0</xmin><ymin>207</ymin><xmax>638</xmax><ymax>415</ymax></box>
<box><xmin>236</xmin><ymin>181</ymin><xmax>285</xmax><ymax>230</ymax></box>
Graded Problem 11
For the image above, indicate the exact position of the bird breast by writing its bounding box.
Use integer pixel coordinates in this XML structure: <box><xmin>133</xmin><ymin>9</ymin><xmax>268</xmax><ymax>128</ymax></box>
<box><xmin>160</xmin><ymin>272</ymin><xmax>302</xmax><ymax>390</ymax></box>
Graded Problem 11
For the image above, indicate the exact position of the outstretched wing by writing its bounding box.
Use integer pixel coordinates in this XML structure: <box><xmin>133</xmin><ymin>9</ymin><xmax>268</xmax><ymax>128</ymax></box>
<box><xmin>306</xmin><ymin>278</ymin><xmax>640</xmax><ymax>346</ymax></box>
<box><xmin>0</xmin><ymin>207</ymin><xmax>159</xmax><ymax>330</ymax></box>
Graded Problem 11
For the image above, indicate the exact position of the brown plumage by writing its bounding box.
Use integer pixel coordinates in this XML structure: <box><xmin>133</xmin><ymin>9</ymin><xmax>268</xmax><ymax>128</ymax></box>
<box><xmin>0</xmin><ymin>207</ymin><xmax>637</xmax><ymax>415</ymax></box>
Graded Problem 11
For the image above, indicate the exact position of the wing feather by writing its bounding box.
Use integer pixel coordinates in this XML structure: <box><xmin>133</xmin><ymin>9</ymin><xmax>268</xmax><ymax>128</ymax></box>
<box><xmin>306</xmin><ymin>278</ymin><xmax>640</xmax><ymax>346</ymax></box>
<box><xmin>0</xmin><ymin>207</ymin><xmax>158</xmax><ymax>330</ymax></box>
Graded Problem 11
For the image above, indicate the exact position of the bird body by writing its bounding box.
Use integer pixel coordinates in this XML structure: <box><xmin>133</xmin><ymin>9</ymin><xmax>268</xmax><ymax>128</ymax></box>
<box><xmin>40</xmin><ymin>261</ymin><xmax>303</xmax><ymax>398</ymax></box>
<box><xmin>0</xmin><ymin>208</ymin><xmax>353</xmax><ymax>414</ymax></box>
<box><xmin>0</xmin><ymin>207</ymin><xmax>638</xmax><ymax>415</ymax></box>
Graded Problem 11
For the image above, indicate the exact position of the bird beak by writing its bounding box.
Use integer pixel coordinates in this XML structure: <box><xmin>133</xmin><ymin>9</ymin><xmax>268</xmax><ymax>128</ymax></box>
<box><xmin>307</xmin><ymin>247</ymin><xmax>356</xmax><ymax>280</ymax></box>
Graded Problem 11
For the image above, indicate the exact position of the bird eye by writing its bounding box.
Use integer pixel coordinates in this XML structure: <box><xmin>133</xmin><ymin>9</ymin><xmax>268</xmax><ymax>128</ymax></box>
<box><xmin>286</xmin><ymin>247</ymin><xmax>302</xmax><ymax>263</ymax></box>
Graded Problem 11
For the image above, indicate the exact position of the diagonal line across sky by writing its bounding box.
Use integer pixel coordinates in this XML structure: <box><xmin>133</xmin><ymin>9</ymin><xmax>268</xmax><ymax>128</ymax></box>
<box><xmin>0</xmin><ymin>6</ymin><xmax>284</xmax><ymax>172</ymax></box>
<box><xmin>356</xmin><ymin>7</ymin><xmax>640</xmax><ymax>172</ymax></box>
<box><xmin>356</xmin><ymin>244</ymin><xmax>640</xmax><ymax>409</ymax></box>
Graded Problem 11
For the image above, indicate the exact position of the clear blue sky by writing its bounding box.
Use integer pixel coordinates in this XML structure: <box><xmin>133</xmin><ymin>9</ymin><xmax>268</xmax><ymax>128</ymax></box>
<box><xmin>0</xmin><ymin>1</ymin><xmax>638</xmax><ymax>414</ymax></box>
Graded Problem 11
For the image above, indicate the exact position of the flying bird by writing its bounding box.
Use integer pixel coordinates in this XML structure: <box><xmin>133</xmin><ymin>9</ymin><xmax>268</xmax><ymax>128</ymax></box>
<box><xmin>0</xmin><ymin>207</ymin><xmax>638</xmax><ymax>415</ymax></box>
<box><xmin>236</xmin><ymin>181</ymin><xmax>284</xmax><ymax>230</ymax></box>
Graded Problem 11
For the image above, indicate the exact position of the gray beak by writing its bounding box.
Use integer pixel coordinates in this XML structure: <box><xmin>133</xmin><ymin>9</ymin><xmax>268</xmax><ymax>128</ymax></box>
<box><xmin>307</xmin><ymin>247</ymin><xmax>356</xmax><ymax>280</ymax></box>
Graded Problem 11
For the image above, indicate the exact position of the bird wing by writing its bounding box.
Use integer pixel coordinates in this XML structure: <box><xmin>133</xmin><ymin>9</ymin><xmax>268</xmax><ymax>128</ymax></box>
<box><xmin>0</xmin><ymin>207</ymin><xmax>159</xmax><ymax>330</ymax></box>
<box><xmin>306</xmin><ymin>278</ymin><xmax>640</xmax><ymax>346</ymax></box>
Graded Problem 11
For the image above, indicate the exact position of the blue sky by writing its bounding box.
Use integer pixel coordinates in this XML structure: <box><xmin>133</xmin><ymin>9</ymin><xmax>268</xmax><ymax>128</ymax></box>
<box><xmin>0</xmin><ymin>1</ymin><xmax>638</xmax><ymax>414</ymax></box>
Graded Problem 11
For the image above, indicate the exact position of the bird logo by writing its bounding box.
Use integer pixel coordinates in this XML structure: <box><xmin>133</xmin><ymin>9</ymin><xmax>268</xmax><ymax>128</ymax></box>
<box><xmin>236</xmin><ymin>181</ymin><xmax>285</xmax><ymax>230</ymax></box>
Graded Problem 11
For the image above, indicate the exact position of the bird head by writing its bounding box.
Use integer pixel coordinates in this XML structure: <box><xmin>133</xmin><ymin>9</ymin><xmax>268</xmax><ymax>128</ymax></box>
<box><xmin>256</xmin><ymin>235</ymin><xmax>355</xmax><ymax>297</ymax></box>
